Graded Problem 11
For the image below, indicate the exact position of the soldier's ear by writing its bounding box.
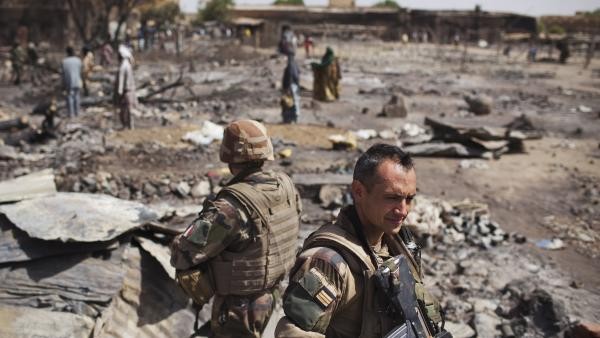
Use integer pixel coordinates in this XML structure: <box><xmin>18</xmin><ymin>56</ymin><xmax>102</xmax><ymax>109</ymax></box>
<box><xmin>351</xmin><ymin>180</ymin><xmax>365</xmax><ymax>200</ymax></box>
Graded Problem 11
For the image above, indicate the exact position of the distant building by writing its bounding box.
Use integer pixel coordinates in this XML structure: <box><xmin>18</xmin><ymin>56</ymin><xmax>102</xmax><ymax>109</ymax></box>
<box><xmin>408</xmin><ymin>9</ymin><xmax>537</xmax><ymax>44</ymax></box>
<box><xmin>231</xmin><ymin>5</ymin><xmax>405</xmax><ymax>46</ymax></box>
<box><xmin>329</xmin><ymin>0</ymin><xmax>355</xmax><ymax>9</ymax></box>
<box><xmin>230</xmin><ymin>5</ymin><xmax>536</xmax><ymax>46</ymax></box>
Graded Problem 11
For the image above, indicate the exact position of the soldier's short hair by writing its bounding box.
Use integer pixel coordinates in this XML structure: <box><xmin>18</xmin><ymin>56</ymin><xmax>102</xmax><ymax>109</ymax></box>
<box><xmin>353</xmin><ymin>143</ymin><xmax>414</xmax><ymax>190</ymax></box>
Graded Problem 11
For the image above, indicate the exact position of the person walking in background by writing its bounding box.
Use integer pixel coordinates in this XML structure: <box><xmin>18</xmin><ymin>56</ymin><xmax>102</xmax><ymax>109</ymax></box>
<box><xmin>115</xmin><ymin>45</ymin><xmax>137</xmax><ymax>129</ymax></box>
<box><xmin>81</xmin><ymin>46</ymin><xmax>94</xmax><ymax>96</ymax></box>
<box><xmin>27</xmin><ymin>42</ymin><xmax>41</xmax><ymax>85</ymax></box>
<box><xmin>281</xmin><ymin>53</ymin><xmax>300</xmax><ymax>123</ymax></box>
<box><xmin>10</xmin><ymin>41</ymin><xmax>25</xmax><ymax>85</ymax></box>
<box><xmin>311</xmin><ymin>47</ymin><xmax>341</xmax><ymax>102</ymax></box>
<box><xmin>304</xmin><ymin>35</ymin><xmax>314</xmax><ymax>58</ymax></box>
<box><xmin>61</xmin><ymin>46</ymin><xmax>82</xmax><ymax>118</ymax></box>
<box><xmin>99</xmin><ymin>41</ymin><xmax>114</xmax><ymax>66</ymax></box>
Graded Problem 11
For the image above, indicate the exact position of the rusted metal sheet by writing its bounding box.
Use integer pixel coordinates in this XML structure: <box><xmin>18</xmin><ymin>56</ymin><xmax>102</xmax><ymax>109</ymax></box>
<box><xmin>0</xmin><ymin>245</ymin><xmax>126</xmax><ymax>315</ymax></box>
<box><xmin>135</xmin><ymin>236</ymin><xmax>176</xmax><ymax>279</ymax></box>
<box><xmin>0</xmin><ymin>169</ymin><xmax>57</xmax><ymax>203</ymax></box>
<box><xmin>0</xmin><ymin>305</ymin><xmax>94</xmax><ymax>338</ymax></box>
<box><xmin>0</xmin><ymin>192</ymin><xmax>158</xmax><ymax>242</ymax></box>
<box><xmin>93</xmin><ymin>246</ymin><xmax>208</xmax><ymax>338</ymax></box>
<box><xmin>0</xmin><ymin>215</ymin><xmax>118</xmax><ymax>264</ymax></box>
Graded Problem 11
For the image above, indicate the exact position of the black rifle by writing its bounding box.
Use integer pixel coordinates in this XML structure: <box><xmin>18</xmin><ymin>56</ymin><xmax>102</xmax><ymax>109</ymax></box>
<box><xmin>375</xmin><ymin>255</ymin><xmax>452</xmax><ymax>338</ymax></box>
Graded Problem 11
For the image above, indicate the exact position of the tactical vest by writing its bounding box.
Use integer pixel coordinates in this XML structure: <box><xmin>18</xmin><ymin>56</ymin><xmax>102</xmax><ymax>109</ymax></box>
<box><xmin>303</xmin><ymin>215</ymin><xmax>434</xmax><ymax>338</ymax></box>
<box><xmin>209</xmin><ymin>170</ymin><xmax>301</xmax><ymax>296</ymax></box>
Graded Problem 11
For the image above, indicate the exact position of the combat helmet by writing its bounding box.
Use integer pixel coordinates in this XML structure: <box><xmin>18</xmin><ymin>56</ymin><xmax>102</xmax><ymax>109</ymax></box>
<box><xmin>220</xmin><ymin>119</ymin><xmax>274</xmax><ymax>163</ymax></box>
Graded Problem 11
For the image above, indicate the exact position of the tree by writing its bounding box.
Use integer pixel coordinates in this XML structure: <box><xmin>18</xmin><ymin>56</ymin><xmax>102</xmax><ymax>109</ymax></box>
<box><xmin>582</xmin><ymin>8</ymin><xmax>600</xmax><ymax>17</ymax></box>
<box><xmin>141</xmin><ymin>2</ymin><xmax>181</xmax><ymax>26</ymax></box>
<box><xmin>66</xmin><ymin>0</ymin><xmax>142</xmax><ymax>46</ymax></box>
<box><xmin>547</xmin><ymin>25</ymin><xmax>565</xmax><ymax>35</ymax></box>
<box><xmin>273</xmin><ymin>0</ymin><xmax>304</xmax><ymax>5</ymax></box>
<box><xmin>196</xmin><ymin>0</ymin><xmax>235</xmax><ymax>22</ymax></box>
<box><xmin>373</xmin><ymin>0</ymin><xmax>400</xmax><ymax>9</ymax></box>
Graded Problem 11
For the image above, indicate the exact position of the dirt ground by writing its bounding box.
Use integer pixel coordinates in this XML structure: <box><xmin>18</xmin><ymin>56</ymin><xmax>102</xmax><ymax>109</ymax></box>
<box><xmin>1</xmin><ymin>37</ymin><xmax>599</xmax><ymax>334</ymax></box>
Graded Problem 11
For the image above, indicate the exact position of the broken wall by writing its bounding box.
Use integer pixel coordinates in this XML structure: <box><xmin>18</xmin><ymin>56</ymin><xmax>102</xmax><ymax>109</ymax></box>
<box><xmin>408</xmin><ymin>10</ymin><xmax>537</xmax><ymax>44</ymax></box>
<box><xmin>231</xmin><ymin>6</ymin><xmax>406</xmax><ymax>46</ymax></box>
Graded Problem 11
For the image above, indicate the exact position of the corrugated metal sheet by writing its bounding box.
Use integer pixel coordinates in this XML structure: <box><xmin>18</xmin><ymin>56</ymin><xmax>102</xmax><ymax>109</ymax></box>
<box><xmin>0</xmin><ymin>215</ymin><xmax>119</xmax><ymax>264</ymax></box>
<box><xmin>0</xmin><ymin>192</ymin><xmax>158</xmax><ymax>242</ymax></box>
<box><xmin>0</xmin><ymin>169</ymin><xmax>57</xmax><ymax>203</ymax></box>
<box><xmin>94</xmin><ymin>246</ymin><xmax>210</xmax><ymax>338</ymax></box>
<box><xmin>0</xmin><ymin>245</ymin><xmax>127</xmax><ymax>316</ymax></box>
<box><xmin>135</xmin><ymin>236</ymin><xmax>176</xmax><ymax>279</ymax></box>
<box><xmin>0</xmin><ymin>305</ymin><xmax>94</xmax><ymax>338</ymax></box>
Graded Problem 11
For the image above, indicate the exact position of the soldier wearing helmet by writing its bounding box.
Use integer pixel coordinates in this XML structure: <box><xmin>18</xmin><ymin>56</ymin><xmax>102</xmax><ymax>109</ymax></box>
<box><xmin>275</xmin><ymin>144</ymin><xmax>446</xmax><ymax>338</ymax></box>
<box><xmin>170</xmin><ymin>119</ymin><xmax>302</xmax><ymax>338</ymax></box>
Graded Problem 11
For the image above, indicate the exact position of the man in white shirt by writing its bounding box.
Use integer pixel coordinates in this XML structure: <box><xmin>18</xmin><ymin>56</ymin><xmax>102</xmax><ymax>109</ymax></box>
<box><xmin>115</xmin><ymin>45</ymin><xmax>137</xmax><ymax>129</ymax></box>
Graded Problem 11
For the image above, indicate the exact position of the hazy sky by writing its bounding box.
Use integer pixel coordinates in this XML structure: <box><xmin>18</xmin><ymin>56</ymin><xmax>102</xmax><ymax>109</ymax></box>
<box><xmin>180</xmin><ymin>0</ymin><xmax>599</xmax><ymax>16</ymax></box>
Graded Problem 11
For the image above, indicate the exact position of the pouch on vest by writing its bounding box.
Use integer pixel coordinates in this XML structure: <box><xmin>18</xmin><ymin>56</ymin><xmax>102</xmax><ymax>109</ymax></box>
<box><xmin>415</xmin><ymin>282</ymin><xmax>442</xmax><ymax>324</ymax></box>
<box><xmin>176</xmin><ymin>267</ymin><xmax>215</xmax><ymax>307</ymax></box>
<box><xmin>375</xmin><ymin>255</ymin><xmax>444</xmax><ymax>337</ymax></box>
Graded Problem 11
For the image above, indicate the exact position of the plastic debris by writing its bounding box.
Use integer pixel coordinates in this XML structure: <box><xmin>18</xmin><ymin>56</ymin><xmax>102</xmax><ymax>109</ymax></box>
<box><xmin>182</xmin><ymin>120</ymin><xmax>224</xmax><ymax>146</ymax></box>
<box><xmin>536</xmin><ymin>238</ymin><xmax>565</xmax><ymax>250</ymax></box>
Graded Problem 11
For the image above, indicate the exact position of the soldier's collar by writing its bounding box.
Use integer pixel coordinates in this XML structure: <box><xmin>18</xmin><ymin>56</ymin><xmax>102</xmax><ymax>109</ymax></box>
<box><xmin>227</xmin><ymin>167</ymin><xmax>262</xmax><ymax>186</ymax></box>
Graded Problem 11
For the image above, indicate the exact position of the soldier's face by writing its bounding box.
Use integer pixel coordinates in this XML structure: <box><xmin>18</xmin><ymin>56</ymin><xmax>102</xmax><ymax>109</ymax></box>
<box><xmin>352</xmin><ymin>160</ymin><xmax>416</xmax><ymax>237</ymax></box>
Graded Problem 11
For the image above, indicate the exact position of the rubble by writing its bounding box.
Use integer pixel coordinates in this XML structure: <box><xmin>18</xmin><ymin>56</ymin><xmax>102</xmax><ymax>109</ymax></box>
<box><xmin>0</xmin><ymin>169</ymin><xmax>57</xmax><ymax>203</ymax></box>
<box><xmin>190</xmin><ymin>180</ymin><xmax>211</xmax><ymax>198</ymax></box>
<box><xmin>182</xmin><ymin>120</ymin><xmax>224</xmax><ymax>146</ymax></box>
<box><xmin>135</xmin><ymin>236</ymin><xmax>176</xmax><ymax>279</ymax></box>
<box><xmin>536</xmin><ymin>238</ymin><xmax>566</xmax><ymax>250</ymax></box>
<box><xmin>444</xmin><ymin>321</ymin><xmax>476</xmax><ymax>338</ymax></box>
<box><xmin>0</xmin><ymin>193</ymin><xmax>158</xmax><ymax>242</ymax></box>
<box><xmin>403</xmin><ymin>117</ymin><xmax>541</xmax><ymax>158</ymax></box>
<box><xmin>354</xmin><ymin>129</ymin><xmax>378</xmax><ymax>140</ymax></box>
<box><xmin>0</xmin><ymin>305</ymin><xmax>95</xmax><ymax>338</ymax></box>
<box><xmin>92</xmin><ymin>246</ymin><xmax>202</xmax><ymax>338</ymax></box>
<box><xmin>0</xmin><ymin>216</ymin><xmax>118</xmax><ymax>264</ymax></box>
<box><xmin>318</xmin><ymin>184</ymin><xmax>346</xmax><ymax>209</ymax></box>
<box><xmin>328</xmin><ymin>132</ymin><xmax>357</xmax><ymax>150</ymax></box>
<box><xmin>175</xmin><ymin>181</ymin><xmax>191</xmax><ymax>197</ymax></box>
<box><xmin>379</xmin><ymin>94</ymin><xmax>408</xmax><ymax>117</ymax></box>
<box><xmin>0</xmin><ymin>116</ymin><xmax>29</xmax><ymax>131</ymax></box>
<box><xmin>0</xmin><ymin>245</ymin><xmax>127</xmax><ymax>315</ymax></box>
<box><xmin>566</xmin><ymin>322</ymin><xmax>600</xmax><ymax>338</ymax></box>
<box><xmin>458</xmin><ymin>159</ymin><xmax>489</xmax><ymax>170</ymax></box>
<box><xmin>464</xmin><ymin>94</ymin><xmax>492</xmax><ymax>115</ymax></box>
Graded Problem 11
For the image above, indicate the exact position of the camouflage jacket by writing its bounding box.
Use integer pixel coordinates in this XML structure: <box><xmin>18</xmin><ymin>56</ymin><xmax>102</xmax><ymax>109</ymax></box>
<box><xmin>276</xmin><ymin>206</ymin><xmax>400</xmax><ymax>338</ymax></box>
<box><xmin>276</xmin><ymin>205</ymin><xmax>442</xmax><ymax>338</ymax></box>
<box><xmin>170</xmin><ymin>192</ymin><xmax>251</xmax><ymax>271</ymax></box>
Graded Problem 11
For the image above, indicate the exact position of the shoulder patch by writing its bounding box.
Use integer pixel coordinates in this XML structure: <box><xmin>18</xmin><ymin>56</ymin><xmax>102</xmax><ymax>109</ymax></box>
<box><xmin>283</xmin><ymin>266</ymin><xmax>338</xmax><ymax>332</ymax></box>
<box><xmin>182</xmin><ymin>197</ymin><xmax>245</xmax><ymax>247</ymax></box>
<box><xmin>183</xmin><ymin>218</ymin><xmax>211</xmax><ymax>246</ymax></box>
<box><xmin>310</xmin><ymin>268</ymin><xmax>336</xmax><ymax>309</ymax></box>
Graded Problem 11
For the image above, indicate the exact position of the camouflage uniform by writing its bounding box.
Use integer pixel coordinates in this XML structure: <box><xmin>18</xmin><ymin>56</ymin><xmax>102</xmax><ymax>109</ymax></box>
<box><xmin>171</xmin><ymin>192</ymin><xmax>275</xmax><ymax>338</ymax></box>
<box><xmin>275</xmin><ymin>205</ymin><xmax>442</xmax><ymax>338</ymax></box>
<box><xmin>171</xmin><ymin>119</ymin><xmax>301</xmax><ymax>338</ymax></box>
